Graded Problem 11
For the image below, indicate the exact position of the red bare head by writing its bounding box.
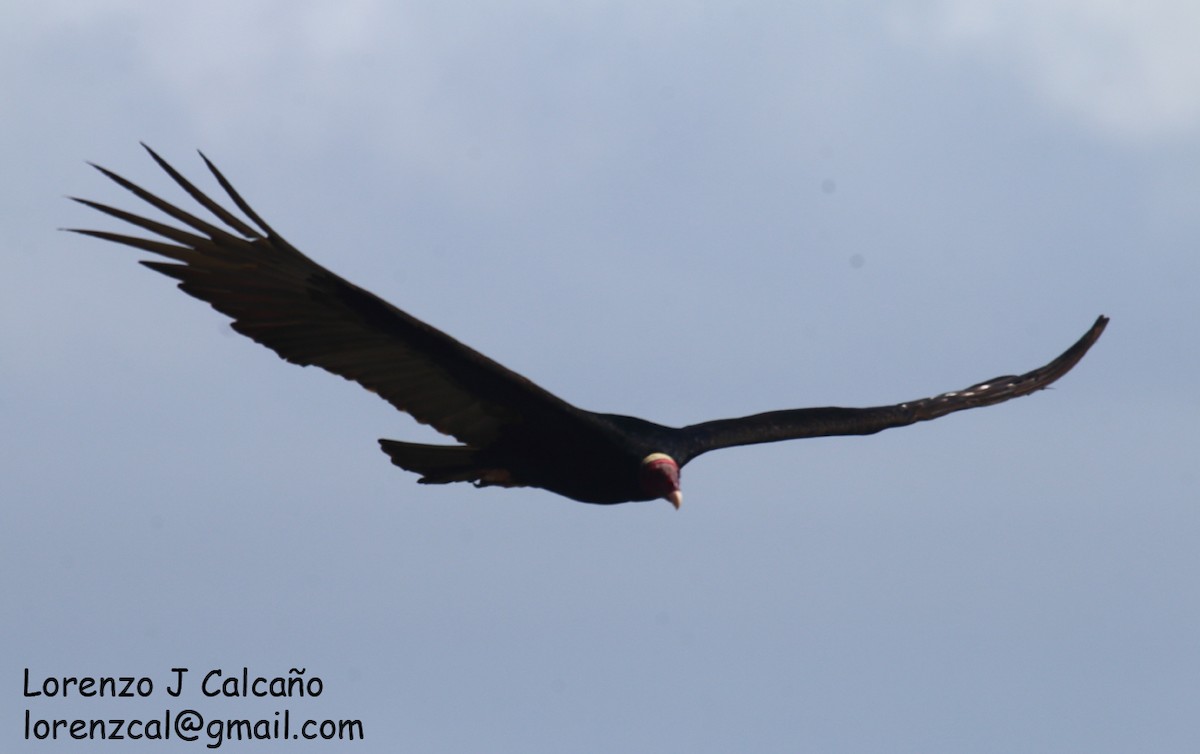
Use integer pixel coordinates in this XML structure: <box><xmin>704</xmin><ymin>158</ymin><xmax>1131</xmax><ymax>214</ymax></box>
<box><xmin>639</xmin><ymin>453</ymin><xmax>682</xmax><ymax>509</ymax></box>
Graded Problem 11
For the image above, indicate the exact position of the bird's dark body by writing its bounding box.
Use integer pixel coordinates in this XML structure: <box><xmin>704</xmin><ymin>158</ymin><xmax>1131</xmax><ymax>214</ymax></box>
<box><xmin>379</xmin><ymin>412</ymin><xmax>681</xmax><ymax>504</ymax></box>
<box><xmin>71</xmin><ymin>146</ymin><xmax>1108</xmax><ymax>506</ymax></box>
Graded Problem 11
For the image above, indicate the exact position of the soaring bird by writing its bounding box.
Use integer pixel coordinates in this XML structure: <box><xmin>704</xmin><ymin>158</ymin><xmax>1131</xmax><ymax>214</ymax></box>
<box><xmin>70</xmin><ymin>146</ymin><xmax>1107</xmax><ymax>509</ymax></box>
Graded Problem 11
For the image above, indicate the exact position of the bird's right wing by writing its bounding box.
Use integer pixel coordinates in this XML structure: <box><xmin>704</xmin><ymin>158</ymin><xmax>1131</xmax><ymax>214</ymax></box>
<box><xmin>675</xmin><ymin>315</ymin><xmax>1108</xmax><ymax>462</ymax></box>
<box><xmin>69</xmin><ymin>146</ymin><xmax>596</xmax><ymax>447</ymax></box>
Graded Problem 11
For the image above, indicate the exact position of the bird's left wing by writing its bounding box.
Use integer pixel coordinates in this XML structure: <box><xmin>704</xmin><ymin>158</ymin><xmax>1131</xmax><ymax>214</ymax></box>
<box><xmin>68</xmin><ymin>145</ymin><xmax>598</xmax><ymax>448</ymax></box>
<box><xmin>675</xmin><ymin>315</ymin><xmax>1108</xmax><ymax>463</ymax></box>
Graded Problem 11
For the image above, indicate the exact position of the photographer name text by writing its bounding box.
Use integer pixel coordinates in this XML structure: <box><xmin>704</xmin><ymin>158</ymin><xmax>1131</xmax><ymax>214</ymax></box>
<box><xmin>24</xmin><ymin>667</ymin><xmax>322</xmax><ymax>699</ymax></box>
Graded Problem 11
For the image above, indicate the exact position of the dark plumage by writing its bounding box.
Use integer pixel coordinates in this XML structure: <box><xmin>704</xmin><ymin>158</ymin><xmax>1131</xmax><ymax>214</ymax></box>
<box><xmin>70</xmin><ymin>146</ymin><xmax>1108</xmax><ymax>507</ymax></box>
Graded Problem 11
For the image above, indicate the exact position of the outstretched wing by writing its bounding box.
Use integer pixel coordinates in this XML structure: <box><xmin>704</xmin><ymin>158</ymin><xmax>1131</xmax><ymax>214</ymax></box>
<box><xmin>675</xmin><ymin>315</ymin><xmax>1108</xmax><ymax>463</ymax></box>
<box><xmin>68</xmin><ymin>145</ymin><xmax>592</xmax><ymax>447</ymax></box>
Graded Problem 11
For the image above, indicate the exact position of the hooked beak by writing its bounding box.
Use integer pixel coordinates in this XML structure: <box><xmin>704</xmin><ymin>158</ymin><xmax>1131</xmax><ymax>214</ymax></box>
<box><xmin>666</xmin><ymin>489</ymin><xmax>683</xmax><ymax>510</ymax></box>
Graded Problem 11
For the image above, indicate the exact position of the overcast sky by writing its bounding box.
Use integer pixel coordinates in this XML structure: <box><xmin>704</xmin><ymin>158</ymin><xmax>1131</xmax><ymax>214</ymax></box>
<box><xmin>4</xmin><ymin>1</ymin><xmax>1198</xmax><ymax>752</ymax></box>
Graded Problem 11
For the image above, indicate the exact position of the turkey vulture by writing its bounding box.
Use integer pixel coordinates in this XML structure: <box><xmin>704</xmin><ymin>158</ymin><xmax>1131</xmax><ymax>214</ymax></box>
<box><xmin>70</xmin><ymin>146</ymin><xmax>1108</xmax><ymax>508</ymax></box>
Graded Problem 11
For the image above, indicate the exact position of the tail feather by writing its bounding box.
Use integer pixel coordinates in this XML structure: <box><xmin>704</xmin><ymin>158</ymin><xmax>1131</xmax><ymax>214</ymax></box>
<box><xmin>377</xmin><ymin>439</ymin><xmax>483</xmax><ymax>484</ymax></box>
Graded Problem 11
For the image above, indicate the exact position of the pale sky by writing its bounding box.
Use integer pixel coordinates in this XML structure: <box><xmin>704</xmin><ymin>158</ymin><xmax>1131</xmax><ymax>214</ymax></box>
<box><xmin>4</xmin><ymin>2</ymin><xmax>1198</xmax><ymax>752</ymax></box>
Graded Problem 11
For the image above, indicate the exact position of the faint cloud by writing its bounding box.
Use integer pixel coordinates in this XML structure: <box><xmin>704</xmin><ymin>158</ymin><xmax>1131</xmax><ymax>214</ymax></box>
<box><xmin>4</xmin><ymin>0</ymin><xmax>391</xmax><ymax>144</ymax></box>
<box><xmin>889</xmin><ymin>0</ymin><xmax>1200</xmax><ymax>143</ymax></box>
